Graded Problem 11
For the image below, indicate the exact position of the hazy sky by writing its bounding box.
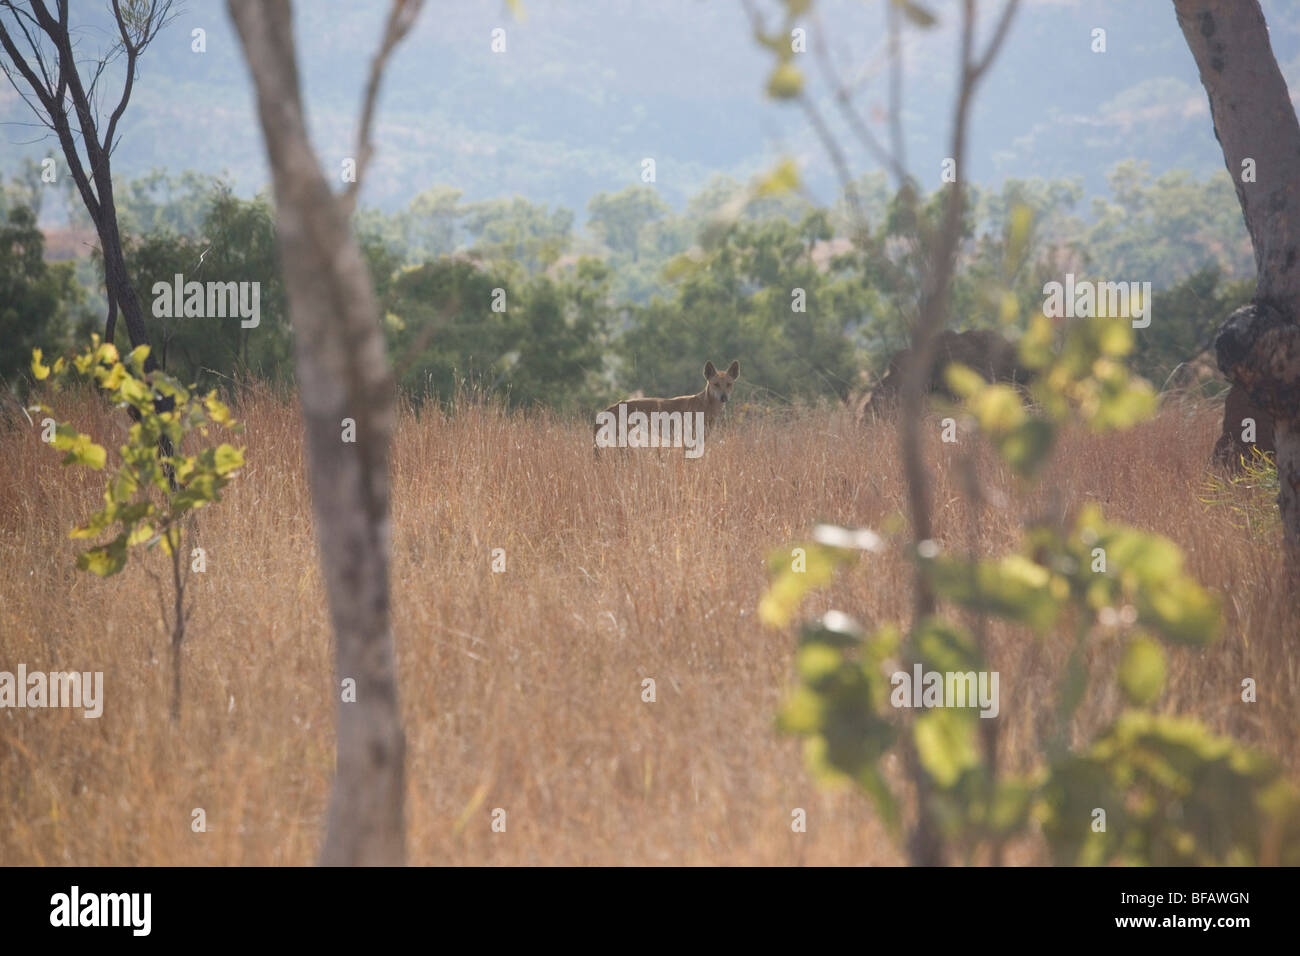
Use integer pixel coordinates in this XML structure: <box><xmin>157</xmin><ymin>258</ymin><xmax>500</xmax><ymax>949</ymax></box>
<box><xmin>4</xmin><ymin>0</ymin><xmax>1298</xmax><ymax>217</ymax></box>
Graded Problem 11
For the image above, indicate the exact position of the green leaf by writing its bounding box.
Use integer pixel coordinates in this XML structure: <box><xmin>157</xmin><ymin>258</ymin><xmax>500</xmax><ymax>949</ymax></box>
<box><xmin>212</xmin><ymin>443</ymin><xmax>245</xmax><ymax>475</ymax></box>
<box><xmin>777</xmin><ymin>686</ymin><xmax>824</xmax><ymax>734</ymax></box>
<box><xmin>158</xmin><ymin>524</ymin><xmax>181</xmax><ymax>556</ymax></box>
<box><xmin>968</xmin><ymin>383</ymin><xmax>1026</xmax><ymax>432</ymax></box>
<box><xmin>1091</xmin><ymin>377</ymin><xmax>1158</xmax><ymax>431</ymax></box>
<box><xmin>913</xmin><ymin>617</ymin><xmax>981</xmax><ymax>674</ymax></box>
<box><xmin>116</xmin><ymin>374</ymin><xmax>152</xmax><ymax>409</ymax></box>
<box><xmin>108</xmin><ymin>468</ymin><xmax>138</xmax><ymax>504</ymax></box>
<box><xmin>989</xmin><ymin>777</ymin><xmax>1036</xmax><ymax>837</ymax></box>
<box><xmin>915</xmin><ymin>708</ymin><xmax>981</xmax><ymax>788</ymax></box>
<box><xmin>1018</xmin><ymin>313</ymin><xmax>1055</xmax><ymax>371</ymax></box>
<box><xmin>759</xmin><ymin>542</ymin><xmax>853</xmax><ymax>628</ymax></box>
<box><xmin>204</xmin><ymin>391</ymin><xmax>235</xmax><ymax>426</ymax></box>
<box><xmin>943</xmin><ymin>362</ymin><xmax>987</xmax><ymax>399</ymax></box>
<box><xmin>127</xmin><ymin>344</ymin><xmax>151</xmax><ymax>373</ymax></box>
<box><xmin>1058</xmin><ymin>642</ymin><xmax>1089</xmax><ymax>729</ymax></box>
<box><xmin>52</xmin><ymin>424</ymin><xmax>106</xmax><ymax>470</ymax></box>
<box><xmin>100</xmin><ymin>362</ymin><xmax>127</xmax><ymax>391</ymax></box>
<box><xmin>70</xmin><ymin>508</ymin><xmax>114</xmax><ymax>540</ymax></box>
<box><xmin>998</xmin><ymin>419</ymin><xmax>1055</xmax><ymax>477</ymax></box>
<box><xmin>765</xmin><ymin>63</ymin><xmax>804</xmax><ymax>99</ymax></box>
<box><xmin>126</xmin><ymin>522</ymin><xmax>155</xmax><ymax>546</ymax></box>
<box><xmin>857</xmin><ymin>765</ymin><xmax>901</xmax><ymax>831</ymax></box>
<box><xmin>1004</xmin><ymin>203</ymin><xmax>1034</xmax><ymax>278</ymax></box>
<box><xmin>755</xmin><ymin>158</ymin><xmax>801</xmax><ymax>197</ymax></box>
<box><xmin>1094</xmin><ymin>316</ymin><xmax>1134</xmax><ymax>356</ymax></box>
<box><xmin>928</xmin><ymin>553</ymin><xmax>1064</xmax><ymax>633</ymax></box>
<box><xmin>794</xmin><ymin>642</ymin><xmax>844</xmax><ymax>685</ymax></box>
<box><xmin>1118</xmin><ymin>635</ymin><xmax>1166</xmax><ymax>705</ymax></box>
<box><xmin>1138</xmin><ymin>577</ymin><xmax>1222</xmax><ymax>647</ymax></box>
<box><xmin>172</xmin><ymin>473</ymin><xmax>222</xmax><ymax>514</ymax></box>
<box><xmin>77</xmin><ymin>534</ymin><xmax>128</xmax><ymax>577</ymax></box>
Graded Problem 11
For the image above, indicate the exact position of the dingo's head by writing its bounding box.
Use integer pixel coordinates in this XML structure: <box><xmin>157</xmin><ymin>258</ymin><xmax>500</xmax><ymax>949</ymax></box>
<box><xmin>704</xmin><ymin>360</ymin><xmax>740</xmax><ymax>404</ymax></box>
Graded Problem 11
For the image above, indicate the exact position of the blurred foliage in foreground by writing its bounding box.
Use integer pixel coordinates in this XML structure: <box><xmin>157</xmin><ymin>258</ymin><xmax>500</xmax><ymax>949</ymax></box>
<box><xmin>761</xmin><ymin>209</ymin><xmax>1299</xmax><ymax>866</ymax></box>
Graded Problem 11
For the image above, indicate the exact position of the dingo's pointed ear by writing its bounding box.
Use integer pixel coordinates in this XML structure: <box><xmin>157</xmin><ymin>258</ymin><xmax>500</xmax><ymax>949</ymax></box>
<box><xmin>727</xmin><ymin>360</ymin><xmax>740</xmax><ymax>379</ymax></box>
<box><xmin>703</xmin><ymin>361</ymin><xmax>717</xmax><ymax>379</ymax></box>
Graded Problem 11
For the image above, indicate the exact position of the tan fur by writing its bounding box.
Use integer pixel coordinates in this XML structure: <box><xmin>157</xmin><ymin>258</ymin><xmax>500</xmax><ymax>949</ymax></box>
<box><xmin>595</xmin><ymin>360</ymin><xmax>740</xmax><ymax>451</ymax></box>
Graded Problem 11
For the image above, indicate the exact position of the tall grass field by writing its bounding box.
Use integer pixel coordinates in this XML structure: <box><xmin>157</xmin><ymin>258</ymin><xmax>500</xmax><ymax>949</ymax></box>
<box><xmin>1</xmin><ymin>389</ymin><xmax>1294</xmax><ymax>865</ymax></box>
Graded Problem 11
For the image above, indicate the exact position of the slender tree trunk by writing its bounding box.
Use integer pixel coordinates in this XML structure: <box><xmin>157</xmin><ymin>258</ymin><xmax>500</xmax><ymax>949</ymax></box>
<box><xmin>169</xmin><ymin>529</ymin><xmax>187</xmax><ymax>722</ymax></box>
<box><xmin>896</xmin><ymin>0</ymin><xmax>1018</xmax><ymax>866</ymax></box>
<box><xmin>1174</xmin><ymin>0</ymin><xmax>1300</xmax><ymax>578</ymax></box>
<box><xmin>98</xmin><ymin>204</ymin><xmax>151</xmax><ymax>356</ymax></box>
<box><xmin>229</xmin><ymin>0</ymin><xmax>406</xmax><ymax>866</ymax></box>
<box><xmin>0</xmin><ymin>4</ymin><xmax>158</xmax><ymax>367</ymax></box>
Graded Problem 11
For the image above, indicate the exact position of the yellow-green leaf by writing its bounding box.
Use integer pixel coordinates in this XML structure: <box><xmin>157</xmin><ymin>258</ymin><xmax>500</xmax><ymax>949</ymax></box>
<box><xmin>765</xmin><ymin>63</ymin><xmax>804</xmax><ymax>100</ymax></box>
<box><xmin>914</xmin><ymin>709</ymin><xmax>980</xmax><ymax>788</ymax></box>
<box><xmin>213</xmin><ymin>444</ymin><xmax>245</xmax><ymax>475</ymax></box>
<box><xmin>52</xmin><ymin>424</ymin><xmax>107</xmax><ymax>470</ymax></box>
<box><xmin>1118</xmin><ymin>635</ymin><xmax>1166</xmax><ymax>706</ymax></box>
<box><xmin>77</xmin><ymin>536</ymin><xmax>127</xmax><ymax>576</ymax></box>
<box><xmin>755</xmin><ymin>157</ymin><xmax>800</xmax><ymax>197</ymax></box>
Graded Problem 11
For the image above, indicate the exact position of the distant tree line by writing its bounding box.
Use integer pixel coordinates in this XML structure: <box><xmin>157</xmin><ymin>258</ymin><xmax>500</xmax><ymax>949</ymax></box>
<box><xmin>0</xmin><ymin>161</ymin><xmax>1255</xmax><ymax>406</ymax></box>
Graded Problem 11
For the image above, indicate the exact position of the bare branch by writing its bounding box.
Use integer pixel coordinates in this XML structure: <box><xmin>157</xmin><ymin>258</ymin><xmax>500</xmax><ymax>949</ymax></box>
<box><xmin>0</xmin><ymin>12</ymin><xmax>104</xmax><ymax>219</ymax></box>
<box><xmin>889</xmin><ymin>0</ymin><xmax>1019</xmax><ymax>866</ymax></box>
<box><xmin>738</xmin><ymin>0</ymin><xmax>876</xmax><ymax>245</ymax></box>
<box><xmin>808</xmin><ymin>8</ymin><xmax>909</xmax><ymax>189</ymax></box>
<box><xmin>902</xmin><ymin>0</ymin><xmax>1018</xmax><ymax>617</ymax></box>
<box><xmin>886</xmin><ymin>0</ymin><xmax>906</xmax><ymax>177</ymax></box>
<box><xmin>102</xmin><ymin>2</ymin><xmax>139</xmax><ymax>157</ymax></box>
<box><xmin>0</xmin><ymin>10</ymin><xmax>57</xmax><ymax>114</ymax></box>
<box><xmin>341</xmin><ymin>0</ymin><xmax>424</xmax><ymax>217</ymax></box>
<box><xmin>798</xmin><ymin>93</ymin><xmax>870</xmax><ymax>243</ymax></box>
<box><xmin>970</xmin><ymin>0</ymin><xmax>1020</xmax><ymax>83</ymax></box>
<box><xmin>6</xmin><ymin>1</ymin><xmax>55</xmax><ymax>93</ymax></box>
<box><xmin>104</xmin><ymin>0</ymin><xmax>175</xmax><ymax>157</ymax></box>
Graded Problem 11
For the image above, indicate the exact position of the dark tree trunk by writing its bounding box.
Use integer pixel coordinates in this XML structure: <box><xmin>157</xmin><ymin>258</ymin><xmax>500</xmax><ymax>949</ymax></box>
<box><xmin>0</xmin><ymin>0</ymin><xmax>163</xmax><ymax>369</ymax></box>
<box><xmin>1174</xmin><ymin>0</ymin><xmax>1300</xmax><ymax>577</ymax></box>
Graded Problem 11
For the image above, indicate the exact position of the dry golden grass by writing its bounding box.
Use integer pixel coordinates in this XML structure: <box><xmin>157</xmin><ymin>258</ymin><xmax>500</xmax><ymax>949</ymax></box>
<box><xmin>1</xmin><ymin>387</ymin><xmax>1296</xmax><ymax>865</ymax></box>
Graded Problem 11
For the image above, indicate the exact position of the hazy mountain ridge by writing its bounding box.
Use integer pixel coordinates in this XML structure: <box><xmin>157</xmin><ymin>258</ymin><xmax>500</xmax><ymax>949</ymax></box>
<box><xmin>4</xmin><ymin>0</ymin><xmax>1300</xmax><ymax>220</ymax></box>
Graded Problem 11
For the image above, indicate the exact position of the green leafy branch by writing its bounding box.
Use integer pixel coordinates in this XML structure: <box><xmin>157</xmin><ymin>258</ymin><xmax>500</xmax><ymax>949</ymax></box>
<box><xmin>762</xmin><ymin>280</ymin><xmax>1298</xmax><ymax>865</ymax></box>
<box><xmin>30</xmin><ymin>337</ymin><xmax>244</xmax><ymax>719</ymax></box>
<box><xmin>32</xmin><ymin>337</ymin><xmax>244</xmax><ymax>576</ymax></box>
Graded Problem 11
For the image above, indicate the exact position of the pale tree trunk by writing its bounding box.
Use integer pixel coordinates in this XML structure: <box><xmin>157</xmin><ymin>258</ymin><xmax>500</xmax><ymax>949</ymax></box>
<box><xmin>228</xmin><ymin>0</ymin><xmax>409</xmax><ymax>865</ymax></box>
<box><xmin>1174</xmin><ymin>0</ymin><xmax>1300</xmax><ymax>578</ymax></box>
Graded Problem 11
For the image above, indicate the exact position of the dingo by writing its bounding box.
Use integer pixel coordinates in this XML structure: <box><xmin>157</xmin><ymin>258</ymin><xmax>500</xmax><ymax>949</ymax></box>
<box><xmin>594</xmin><ymin>360</ymin><xmax>740</xmax><ymax>457</ymax></box>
